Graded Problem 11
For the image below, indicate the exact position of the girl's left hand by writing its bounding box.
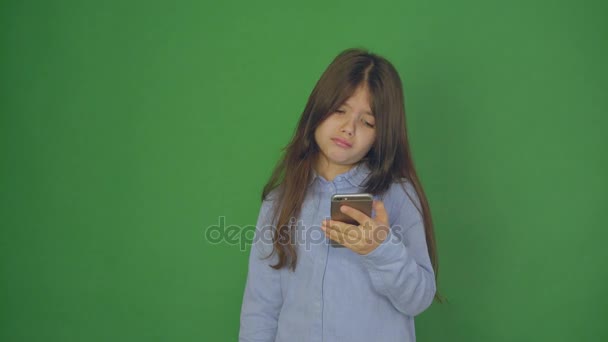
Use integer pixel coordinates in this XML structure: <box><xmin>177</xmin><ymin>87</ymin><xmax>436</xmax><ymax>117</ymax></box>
<box><xmin>321</xmin><ymin>200</ymin><xmax>390</xmax><ymax>255</ymax></box>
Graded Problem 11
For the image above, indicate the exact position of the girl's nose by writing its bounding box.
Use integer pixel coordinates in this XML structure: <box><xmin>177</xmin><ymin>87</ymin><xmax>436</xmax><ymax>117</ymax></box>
<box><xmin>341</xmin><ymin>117</ymin><xmax>356</xmax><ymax>136</ymax></box>
<box><xmin>341</xmin><ymin>127</ymin><xmax>354</xmax><ymax>136</ymax></box>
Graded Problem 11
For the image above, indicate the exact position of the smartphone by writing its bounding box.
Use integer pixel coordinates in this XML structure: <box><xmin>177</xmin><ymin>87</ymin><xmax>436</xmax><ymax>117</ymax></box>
<box><xmin>329</xmin><ymin>193</ymin><xmax>373</xmax><ymax>248</ymax></box>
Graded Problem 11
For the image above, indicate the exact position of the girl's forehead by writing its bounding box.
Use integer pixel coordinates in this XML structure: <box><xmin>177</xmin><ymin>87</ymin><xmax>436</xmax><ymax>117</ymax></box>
<box><xmin>340</xmin><ymin>88</ymin><xmax>374</xmax><ymax>115</ymax></box>
<box><xmin>341</xmin><ymin>101</ymin><xmax>373</xmax><ymax>116</ymax></box>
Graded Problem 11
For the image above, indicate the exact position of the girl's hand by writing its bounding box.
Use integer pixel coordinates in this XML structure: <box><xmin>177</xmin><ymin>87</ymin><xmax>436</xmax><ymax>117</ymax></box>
<box><xmin>321</xmin><ymin>200</ymin><xmax>390</xmax><ymax>255</ymax></box>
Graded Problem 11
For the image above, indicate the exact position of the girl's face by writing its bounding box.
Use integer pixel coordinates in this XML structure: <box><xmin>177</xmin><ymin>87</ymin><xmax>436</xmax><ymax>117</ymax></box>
<box><xmin>314</xmin><ymin>85</ymin><xmax>376</xmax><ymax>171</ymax></box>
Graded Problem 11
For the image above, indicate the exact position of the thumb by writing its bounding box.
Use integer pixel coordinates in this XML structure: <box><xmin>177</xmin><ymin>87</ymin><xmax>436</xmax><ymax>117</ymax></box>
<box><xmin>373</xmin><ymin>200</ymin><xmax>389</xmax><ymax>225</ymax></box>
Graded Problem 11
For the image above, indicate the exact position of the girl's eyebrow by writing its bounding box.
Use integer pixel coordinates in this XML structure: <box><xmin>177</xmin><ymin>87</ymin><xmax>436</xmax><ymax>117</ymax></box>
<box><xmin>342</xmin><ymin>102</ymin><xmax>374</xmax><ymax>116</ymax></box>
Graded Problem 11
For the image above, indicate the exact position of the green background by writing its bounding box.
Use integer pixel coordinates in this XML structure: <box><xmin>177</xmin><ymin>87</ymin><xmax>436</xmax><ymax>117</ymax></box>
<box><xmin>1</xmin><ymin>0</ymin><xmax>607</xmax><ymax>341</ymax></box>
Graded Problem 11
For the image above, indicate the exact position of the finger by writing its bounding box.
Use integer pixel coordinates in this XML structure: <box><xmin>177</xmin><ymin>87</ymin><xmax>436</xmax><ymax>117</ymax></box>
<box><xmin>373</xmin><ymin>200</ymin><xmax>389</xmax><ymax>225</ymax></box>
<box><xmin>327</xmin><ymin>220</ymin><xmax>364</xmax><ymax>243</ymax></box>
<box><xmin>323</xmin><ymin>223</ymin><xmax>346</xmax><ymax>245</ymax></box>
<box><xmin>325</xmin><ymin>219</ymin><xmax>351</xmax><ymax>234</ymax></box>
<box><xmin>339</xmin><ymin>205</ymin><xmax>370</xmax><ymax>225</ymax></box>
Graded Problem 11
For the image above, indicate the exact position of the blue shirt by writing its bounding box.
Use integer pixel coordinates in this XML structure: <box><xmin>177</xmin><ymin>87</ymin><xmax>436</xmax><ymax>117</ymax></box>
<box><xmin>239</xmin><ymin>163</ymin><xmax>436</xmax><ymax>342</ymax></box>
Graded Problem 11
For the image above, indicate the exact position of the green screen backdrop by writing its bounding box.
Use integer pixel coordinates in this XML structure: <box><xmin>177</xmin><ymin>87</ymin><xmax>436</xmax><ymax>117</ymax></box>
<box><xmin>1</xmin><ymin>0</ymin><xmax>607</xmax><ymax>341</ymax></box>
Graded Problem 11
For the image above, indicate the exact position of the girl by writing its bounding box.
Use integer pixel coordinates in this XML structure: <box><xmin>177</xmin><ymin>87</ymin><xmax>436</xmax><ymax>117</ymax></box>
<box><xmin>239</xmin><ymin>48</ymin><xmax>440</xmax><ymax>342</ymax></box>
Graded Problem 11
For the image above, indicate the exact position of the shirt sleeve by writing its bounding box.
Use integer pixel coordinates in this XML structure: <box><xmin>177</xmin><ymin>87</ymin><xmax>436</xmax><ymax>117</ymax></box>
<box><xmin>359</xmin><ymin>182</ymin><xmax>436</xmax><ymax>317</ymax></box>
<box><xmin>239</xmin><ymin>198</ymin><xmax>283</xmax><ymax>342</ymax></box>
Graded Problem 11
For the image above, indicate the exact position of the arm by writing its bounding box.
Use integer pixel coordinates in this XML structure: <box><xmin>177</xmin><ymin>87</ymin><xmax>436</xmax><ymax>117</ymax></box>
<box><xmin>359</xmin><ymin>184</ymin><xmax>436</xmax><ymax>316</ymax></box>
<box><xmin>239</xmin><ymin>199</ymin><xmax>283</xmax><ymax>341</ymax></box>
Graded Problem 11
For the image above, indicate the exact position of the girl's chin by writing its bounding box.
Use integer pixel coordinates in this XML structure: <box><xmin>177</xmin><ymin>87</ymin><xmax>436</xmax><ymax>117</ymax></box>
<box><xmin>326</xmin><ymin>155</ymin><xmax>356</xmax><ymax>166</ymax></box>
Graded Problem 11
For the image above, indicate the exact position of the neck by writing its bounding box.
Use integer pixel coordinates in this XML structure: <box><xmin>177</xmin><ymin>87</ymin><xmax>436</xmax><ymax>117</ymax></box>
<box><xmin>314</xmin><ymin>157</ymin><xmax>356</xmax><ymax>182</ymax></box>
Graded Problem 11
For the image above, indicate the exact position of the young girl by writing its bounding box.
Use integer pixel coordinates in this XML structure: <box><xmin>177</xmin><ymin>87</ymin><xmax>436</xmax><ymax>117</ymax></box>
<box><xmin>239</xmin><ymin>48</ymin><xmax>440</xmax><ymax>342</ymax></box>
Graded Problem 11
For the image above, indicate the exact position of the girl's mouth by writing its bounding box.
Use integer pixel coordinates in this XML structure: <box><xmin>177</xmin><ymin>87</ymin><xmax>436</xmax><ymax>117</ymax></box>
<box><xmin>332</xmin><ymin>138</ymin><xmax>352</xmax><ymax>148</ymax></box>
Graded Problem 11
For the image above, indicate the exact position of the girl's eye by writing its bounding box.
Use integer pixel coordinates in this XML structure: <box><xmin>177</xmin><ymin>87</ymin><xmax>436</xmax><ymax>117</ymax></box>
<box><xmin>335</xmin><ymin>109</ymin><xmax>346</xmax><ymax>114</ymax></box>
<box><xmin>362</xmin><ymin>119</ymin><xmax>375</xmax><ymax>128</ymax></box>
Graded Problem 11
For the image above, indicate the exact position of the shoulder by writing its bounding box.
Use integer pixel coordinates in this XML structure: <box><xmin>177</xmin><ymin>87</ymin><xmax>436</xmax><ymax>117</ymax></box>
<box><xmin>259</xmin><ymin>187</ymin><xmax>282</xmax><ymax>223</ymax></box>
<box><xmin>263</xmin><ymin>185</ymin><xmax>280</xmax><ymax>200</ymax></box>
<box><xmin>380</xmin><ymin>178</ymin><xmax>423</xmax><ymax>228</ymax></box>
<box><xmin>382</xmin><ymin>178</ymin><xmax>421</xmax><ymax>208</ymax></box>
<box><xmin>261</xmin><ymin>187</ymin><xmax>281</xmax><ymax>207</ymax></box>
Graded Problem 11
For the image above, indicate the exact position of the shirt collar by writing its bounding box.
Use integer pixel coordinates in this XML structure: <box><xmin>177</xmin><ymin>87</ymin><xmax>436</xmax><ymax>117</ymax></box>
<box><xmin>309</xmin><ymin>163</ymin><xmax>372</xmax><ymax>188</ymax></box>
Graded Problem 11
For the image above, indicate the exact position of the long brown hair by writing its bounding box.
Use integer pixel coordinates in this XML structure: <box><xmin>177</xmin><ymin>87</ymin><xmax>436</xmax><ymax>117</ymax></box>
<box><xmin>262</xmin><ymin>48</ymin><xmax>442</xmax><ymax>302</ymax></box>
